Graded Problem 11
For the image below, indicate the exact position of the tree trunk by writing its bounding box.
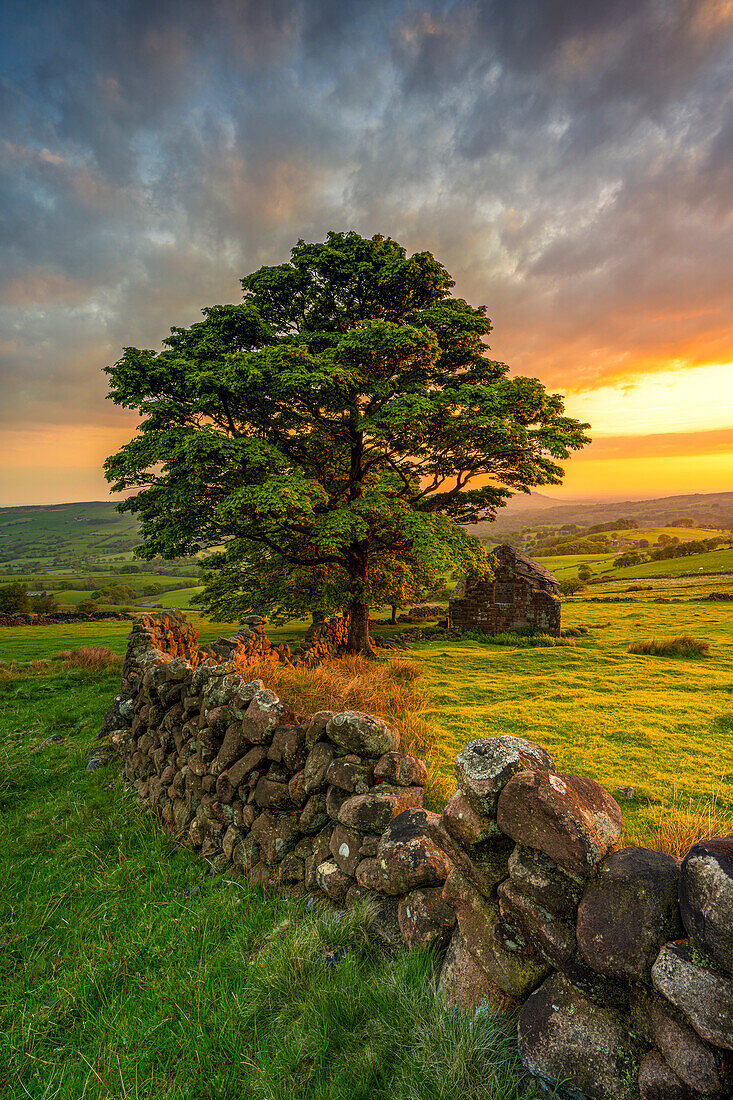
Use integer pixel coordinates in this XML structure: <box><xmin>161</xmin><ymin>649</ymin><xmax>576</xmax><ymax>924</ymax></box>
<box><xmin>390</xmin><ymin>604</ymin><xmax>397</xmax><ymax>625</ymax></box>
<box><xmin>346</xmin><ymin>548</ymin><xmax>378</xmax><ymax>657</ymax></box>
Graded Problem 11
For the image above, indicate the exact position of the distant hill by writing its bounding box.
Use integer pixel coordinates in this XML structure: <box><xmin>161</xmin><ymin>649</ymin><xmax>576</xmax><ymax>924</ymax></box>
<box><xmin>0</xmin><ymin>501</ymin><xmax>139</xmax><ymax>567</ymax></box>
<box><xmin>470</xmin><ymin>492</ymin><xmax>733</xmax><ymax>538</ymax></box>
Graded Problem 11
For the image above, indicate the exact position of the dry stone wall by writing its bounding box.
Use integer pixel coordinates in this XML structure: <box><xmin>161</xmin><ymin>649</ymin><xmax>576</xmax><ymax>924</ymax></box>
<box><xmin>102</xmin><ymin>613</ymin><xmax>733</xmax><ymax>1100</ymax></box>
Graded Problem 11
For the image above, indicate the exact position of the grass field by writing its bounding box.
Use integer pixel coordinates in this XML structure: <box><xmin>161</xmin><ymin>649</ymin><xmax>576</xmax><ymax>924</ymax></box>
<box><xmin>537</xmin><ymin>543</ymin><xmax>733</xmax><ymax>580</ymax></box>
<box><xmin>0</xmin><ymin>664</ymin><xmax>533</xmax><ymax>1100</ymax></box>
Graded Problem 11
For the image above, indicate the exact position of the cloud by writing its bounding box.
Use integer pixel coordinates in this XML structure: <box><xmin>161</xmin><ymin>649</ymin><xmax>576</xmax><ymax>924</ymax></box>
<box><xmin>0</xmin><ymin>0</ymin><xmax>731</xmax><ymax>502</ymax></box>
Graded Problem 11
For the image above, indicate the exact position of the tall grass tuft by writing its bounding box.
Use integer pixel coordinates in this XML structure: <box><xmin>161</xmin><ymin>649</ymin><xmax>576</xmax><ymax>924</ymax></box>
<box><xmin>625</xmin><ymin>788</ymin><xmax>732</xmax><ymax>858</ymax></box>
<box><xmin>55</xmin><ymin>645</ymin><xmax>123</xmax><ymax>671</ymax></box>
<box><xmin>627</xmin><ymin>635</ymin><xmax>710</xmax><ymax>658</ymax></box>
<box><xmin>235</xmin><ymin>652</ymin><xmax>452</xmax><ymax>810</ymax></box>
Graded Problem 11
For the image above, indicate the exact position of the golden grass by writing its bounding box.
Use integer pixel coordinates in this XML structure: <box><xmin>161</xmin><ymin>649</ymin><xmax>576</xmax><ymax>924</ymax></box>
<box><xmin>624</xmin><ymin>789</ymin><xmax>732</xmax><ymax>858</ymax></box>
<box><xmin>627</xmin><ymin>635</ymin><xmax>710</xmax><ymax>658</ymax></box>
<box><xmin>236</xmin><ymin>652</ymin><xmax>453</xmax><ymax>810</ymax></box>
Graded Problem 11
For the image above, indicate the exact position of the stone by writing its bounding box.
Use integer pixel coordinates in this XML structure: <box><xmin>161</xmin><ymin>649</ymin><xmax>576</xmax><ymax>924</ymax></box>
<box><xmin>241</xmin><ymin>687</ymin><xmax>285</xmax><ymax>743</ymax></box>
<box><xmin>442</xmin><ymin>869</ymin><xmax>550</xmax><ymax>997</ymax></box>
<box><xmin>215</xmin><ymin>746</ymin><xmax>267</xmax><ymax>803</ymax></box>
<box><xmin>211</xmin><ymin>721</ymin><xmax>247</xmax><ymax>775</ymax></box>
<box><xmin>426</xmin><ymin>814</ymin><xmax>512</xmax><ymax>897</ymax></box>
<box><xmin>359</xmin><ymin>834</ymin><xmax>379</xmax><ymax>857</ymax></box>
<box><xmin>253</xmin><ymin>777</ymin><xmax>291</xmax><ymax>811</ymax></box>
<box><xmin>330</xmin><ymin>823</ymin><xmax>363</xmax><ymax>877</ymax></box>
<box><xmin>577</xmin><ymin>847</ymin><xmax>683</xmax><ymax>980</ymax></box>
<box><xmin>364</xmin><ymin>891</ymin><xmax>402</xmax><ymax>948</ymax></box>
<box><xmin>267</xmin><ymin>724</ymin><xmax>307</xmax><ymax>773</ymax></box>
<box><xmin>250</xmin><ymin>810</ymin><xmax>300</xmax><ymax>865</ymax></box>
<box><xmin>276</xmin><ymin>852</ymin><xmax>304</xmax><ymax>886</ymax></box>
<box><xmin>398</xmin><ymin>887</ymin><xmax>456</xmax><ymax>949</ymax></box>
<box><xmin>373</xmin><ymin>751</ymin><xmax>427</xmax><ymax>788</ymax></box>
<box><xmin>325</xmin><ymin>711</ymin><xmax>400</xmax><ymax>757</ymax></box>
<box><xmin>288</xmin><ymin>770</ymin><xmax>307</xmax><ymax>807</ymax></box>
<box><xmin>455</xmin><ymin>736</ymin><xmax>554</xmax><ymax>816</ymax></box>
<box><xmin>652</xmin><ymin>940</ymin><xmax>733</xmax><ymax>1050</ymax></box>
<box><xmin>302</xmin><ymin>741</ymin><xmax>338</xmax><ymax>795</ymax></box>
<box><xmin>518</xmin><ymin>972</ymin><xmax>646</xmax><ymax>1100</ymax></box>
<box><xmin>629</xmin><ymin>984</ymin><xmax>730</xmax><ymax>1095</ymax></box>
<box><xmin>299</xmin><ymin>793</ymin><xmax>328</xmax><ymax>834</ymax></box>
<box><xmin>370</xmin><ymin>809</ymin><xmax>452</xmax><ymax>894</ymax></box>
<box><xmin>497</xmin><ymin>770</ymin><xmax>623</xmax><ymax>878</ymax></box>
<box><xmin>679</xmin><ymin>837</ymin><xmax>733</xmax><ymax>975</ymax></box>
<box><xmin>326</xmin><ymin>784</ymin><xmax>350</xmax><ymax>822</ymax></box>
<box><xmin>337</xmin><ymin>785</ymin><xmax>424</xmax><ymax>834</ymax></box>
<box><xmin>315</xmin><ymin>860</ymin><xmax>352</xmax><ymax>903</ymax></box>
<box><xmin>438</xmin><ymin>929</ymin><xmax>519</xmax><ymax>1013</ymax></box>
<box><xmin>637</xmin><ymin>1052</ymin><xmax>707</xmax><ymax>1100</ymax></box>
<box><xmin>325</xmin><ymin>755</ymin><xmax>373</xmax><ymax>794</ymax></box>
<box><xmin>497</xmin><ymin>878</ymin><xmax>576</xmax><ymax>963</ymax></box>
<box><xmin>442</xmin><ymin>789</ymin><xmax>502</xmax><ymax>847</ymax></box>
<box><xmin>304</xmin><ymin>710</ymin><xmax>335</xmax><ymax>749</ymax></box>
<box><xmin>507</xmin><ymin>844</ymin><xmax>583</xmax><ymax>919</ymax></box>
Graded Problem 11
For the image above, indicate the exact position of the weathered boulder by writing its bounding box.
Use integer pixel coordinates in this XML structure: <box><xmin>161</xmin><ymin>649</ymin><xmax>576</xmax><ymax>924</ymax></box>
<box><xmin>438</xmin><ymin>928</ymin><xmax>519</xmax><ymax>1014</ymax></box>
<box><xmin>325</xmin><ymin>755</ymin><xmax>373</xmax><ymax>794</ymax></box>
<box><xmin>267</xmin><ymin>724</ymin><xmax>307</xmax><ymax>773</ymax></box>
<box><xmin>364</xmin><ymin>891</ymin><xmax>402</xmax><ymax>948</ymax></box>
<box><xmin>455</xmin><ymin>736</ymin><xmax>554</xmax><ymax>816</ymax></box>
<box><xmin>302</xmin><ymin>741</ymin><xmax>338</xmax><ymax>795</ymax></box>
<box><xmin>508</xmin><ymin>844</ymin><xmax>583</xmax><ymax>919</ymax></box>
<box><xmin>326</xmin><ymin>711</ymin><xmax>400</xmax><ymax>757</ymax></box>
<box><xmin>354</xmin><ymin>809</ymin><xmax>451</xmax><ymax>895</ymax></box>
<box><xmin>316</xmin><ymin>860</ymin><xmax>352</xmax><ymax>903</ymax></box>
<box><xmin>254</xmin><ymin>777</ymin><xmax>292</xmax><ymax>811</ymax></box>
<box><xmin>497</xmin><ymin>878</ymin><xmax>576</xmax><ymax>962</ymax></box>
<box><xmin>679</xmin><ymin>837</ymin><xmax>733</xmax><ymax>975</ymax></box>
<box><xmin>250</xmin><ymin>810</ymin><xmax>300</xmax><ymax>865</ymax></box>
<box><xmin>652</xmin><ymin>940</ymin><xmax>733</xmax><ymax>1050</ymax></box>
<box><xmin>442</xmin><ymin>869</ymin><xmax>550</xmax><ymax>997</ymax></box>
<box><xmin>497</xmin><ymin>770</ymin><xmax>623</xmax><ymax>878</ymax></box>
<box><xmin>330</xmin><ymin>823</ymin><xmax>363</xmax><ymax>877</ymax></box>
<box><xmin>299</xmin><ymin>792</ymin><xmax>328</xmax><ymax>834</ymax></box>
<box><xmin>630</xmin><ymin>984</ymin><xmax>730</xmax><ymax>1095</ymax></box>
<box><xmin>637</xmin><ymin>1052</ymin><xmax>707</xmax><ymax>1100</ymax></box>
<box><xmin>337</xmin><ymin>785</ymin><xmax>423</xmax><ymax>834</ymax></box>
<box><xmin>577</xmin><ymin>847</ymin><xmax>683</xmax><ymax>980</ymax></box>
<box><xmin>442</xmin><ymin>789</ymin><xmax>502</xmax><ymax>847</ymax></box>
<box><xmin>241</xmin><ymin>687</ymin><xmax>285</xmax><ymax>742</ymax></box>
<box><xmin>373</xmin><ymin>751</ymin><xmax>427</xmax><ymax>788</ymax></box>
<box><xmin>398</xmin><ymin>886</ymin><xmax>456</xmax><ymax>949</ymax></box>
<box><xmin>304</xmin><ymin>710</ymin><xmax>335</xmax><ymax>749</ymax></box>
<box><xmin>426</xmin><ymin>813</ymin><xmax>511</xmax><ymax>897</ymax></box>
<box><xmin>518</xmin><ymin>972</ymin><xmax>646</xmax><ymax>1100</ymax></box>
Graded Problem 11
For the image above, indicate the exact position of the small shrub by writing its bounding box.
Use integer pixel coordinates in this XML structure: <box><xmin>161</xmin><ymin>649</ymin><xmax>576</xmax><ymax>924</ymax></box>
<box><xmin>458</xmin><ymin>629</ymin><xmax>574</xmax><ymax>647</ymax></box>
<box><xmin>627</xmin><ymin>635</ymin><xmax>710</xmax><ymax>658</ymax></box>
<box><xmin>53</xmin><ymin>646</ymin><xmax>122</xmax><ymax>671</ymax></box>
<box><xmin>561</xmin><ymin>625</ymin><xmax>590</xmax><ymax>638</ymax></box>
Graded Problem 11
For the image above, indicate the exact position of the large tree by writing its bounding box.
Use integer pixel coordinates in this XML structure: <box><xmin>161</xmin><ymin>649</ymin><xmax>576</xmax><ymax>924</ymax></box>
<box><xmin>105</xmin><ymin>232</ymin><xmax>590</xmax><ymax>653</ymax></box>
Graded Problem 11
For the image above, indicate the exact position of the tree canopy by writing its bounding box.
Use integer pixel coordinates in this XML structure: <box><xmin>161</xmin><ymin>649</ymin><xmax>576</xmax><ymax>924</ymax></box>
<box><xmin>105</xmin><ymin>231</ymin><xmax>590</xmax><ymax>652</ymax></box>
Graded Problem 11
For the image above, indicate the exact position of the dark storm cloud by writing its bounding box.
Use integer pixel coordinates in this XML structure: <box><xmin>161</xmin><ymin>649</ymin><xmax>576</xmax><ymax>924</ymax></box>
<box><xmin>1</xmin><ymin>0</ymin><xmax>732</xmax><ymax>432</ymax></box>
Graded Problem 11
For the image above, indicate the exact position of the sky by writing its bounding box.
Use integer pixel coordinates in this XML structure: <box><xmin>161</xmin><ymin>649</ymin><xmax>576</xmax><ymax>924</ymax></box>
<box><xmin>1</xmin><ymin>0</ymin><xmax>732</xmax><ymax>508</ymax></box>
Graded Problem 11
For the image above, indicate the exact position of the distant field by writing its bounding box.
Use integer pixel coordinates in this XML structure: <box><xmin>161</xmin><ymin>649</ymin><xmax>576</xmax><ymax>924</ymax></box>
<box><xmin>537</xmin><ymin>540</ymin><xmax>733</xmax><ymax>581</ymax></box>
<box><xmin>0</xmin><ymin>501</ymin><xmax>139</xmax><ymax>565</ymax></box>
<box><xmin>413</xmin><ymin>598</ymin><xmax>733</xmax><ymax>845</ymax></box>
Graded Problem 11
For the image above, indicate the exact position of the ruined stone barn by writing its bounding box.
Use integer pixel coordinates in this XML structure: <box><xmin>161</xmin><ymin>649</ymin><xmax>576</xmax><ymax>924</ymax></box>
<box><xmin>449</xmin><ymin>544</ymin><xmax>561</xmax><ymax>636</ymax></box>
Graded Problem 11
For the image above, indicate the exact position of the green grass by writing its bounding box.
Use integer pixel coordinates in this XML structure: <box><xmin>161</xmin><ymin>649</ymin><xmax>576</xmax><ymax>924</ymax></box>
<box><xmin>410</xmin><ymin>599</ymin><xmax>733</xmax><ymax>845</ymax></box>
<box><xmin>0</xmin><ymin>666</ymin><xmax>535</xmax><ymax>1100</ymax></box>
<box><xmin>537</xmin><ymin>542</ymin><xmax>733</xmax><ymax>581</ymax></box>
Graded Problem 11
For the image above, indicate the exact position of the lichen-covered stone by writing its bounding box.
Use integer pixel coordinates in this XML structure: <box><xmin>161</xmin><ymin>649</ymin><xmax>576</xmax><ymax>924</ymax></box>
<box><xmin>373</xmin><ymin>751</ymin><xmax>427</xmax><ymax>788</ymax></box>
<box><xmin>254</xmin><ymin>776</ymin><xmax>292</xmax><ymax>811</ymax></box>
<box><xmin>508</xmin><ymin>844</ymin><xmax>583</xmax><ymax>919</ymax></box>
<box><xmin>250</xmin><ymin>810</ymin><xmax>300</xmax><ymax>865</ymax></box>
<box><xmin>629</xmin><ymin>984</ymin><xmax>730</xmax><ymax>1095</ymax></box>
<box><xmin>438</xmin><ymin>929</ymin><xmax>518</xmax><ymax>1014</ymax></box>
<box><xmin>302</xmin><ymin>741</ymin><xmax>338</xmax><ymax>795</ymax></box>
<box><xmin>353</xmin><ymin>809</ymin><xmax>451</xmax><ymax>895</ymax></box>
<box><xmin>652</xmin><ymin>940</ymin><xmax>733</xmax><ymax>1050</ymax></box>
<box><xmin>637</xmin><ymin>1052</ymin><xmax>707</xmax><ymax>1100</ymax></box>
<box><xmin>398</xmin><ymin>886</ymin><xmax>455</xmax><ymax>949</ymax></box>
<box><xmin>518</xmin><ymin>972</ymin><xmax>645</xmax><ymax>1100</ymax></box>
<box><xmin>442</xmin><ymin>869</ymin><xmax>550</xmax><ymax>997</ymax></box>
<box><xmin>325</xmin><ymin>711</ymin><xmax>400</xmax><ymax>757</ymax></box>
<box><xmin>679</xmin><ymin>837</ymin><xmax>733</xmax><ymax>976</ymax></box>
<box><xmin>325</xmin><ymin>755</ymin><xmax>373</xmax><ymax>794</ymax></box>
<box><xmin>337</xmin><ymin>785</ymin><xmax>423</xmax><ymax>834</ymax></box>
<box><xmin>497</xmin><ymin>770</ymin><xmax>623</xmax><ymax>877</ymax></box>
<box><xmin>577</xmin><ymin>847</ymin><xmax>683</xmax><ymax>980</ymax></box>
<box><xmin>298</xmin><ymin>792</ymin><xmax>328</xmax><ymax>834</ymax></box>
<box><xmin>316</xmin><ymin>860</ymin><xmax>352</xmax><ymax>903</ymax></box>
<box><xmin>330</xmin><ymin>823</ymin><xmax>363</xmax><ymax>877</ymax></box>
<box><xmin>455</xmin><ymin>736</ymin><xmax>554</xmax><ymax>816</ymax></box>
<box><xmin>443</xmin><ymin>789</ymin><xmax>502</xmax><ymax>847</ymax></box>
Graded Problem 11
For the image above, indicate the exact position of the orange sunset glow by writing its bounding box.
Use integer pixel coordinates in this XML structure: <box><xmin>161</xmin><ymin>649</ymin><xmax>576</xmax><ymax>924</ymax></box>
<box><xmin>1</xmin><ymin>1</ymin><xmax>732</xmax><ymax>507</ymax></box>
